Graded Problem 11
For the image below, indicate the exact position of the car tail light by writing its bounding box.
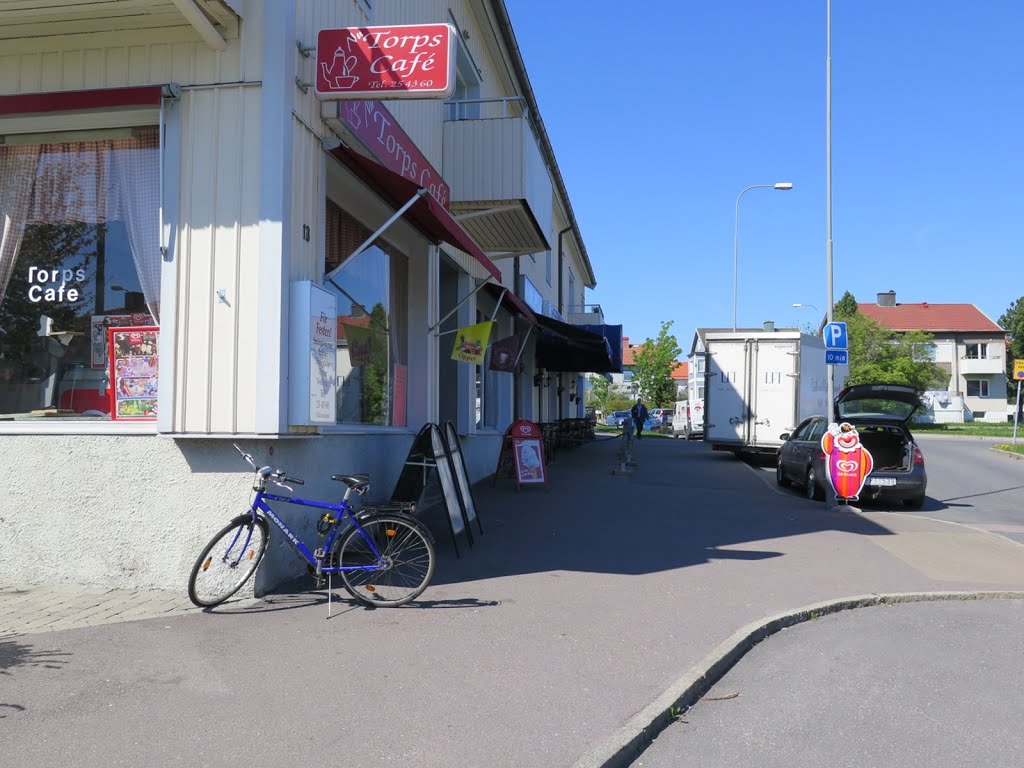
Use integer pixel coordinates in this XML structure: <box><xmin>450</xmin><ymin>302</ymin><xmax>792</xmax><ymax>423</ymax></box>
<box><xmin>819</xmin><ymin>452</ymin><xmax>827</xmax><ymax>462</ymax></box>
<box><xmin>913</xmin><ymin>446</ymin><xmax>925</xmax><ymax>465</ymax></box>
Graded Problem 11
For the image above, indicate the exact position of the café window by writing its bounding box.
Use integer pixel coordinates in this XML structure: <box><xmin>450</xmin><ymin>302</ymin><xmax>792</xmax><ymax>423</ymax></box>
<box><xmin>326</xmin><ymin>200</ymin><xmax>408</xmax><ymax>426</ymax></box>
<box><xmin>0</xmin><ymin>129</ymin><xmax>160</xmax><ymax>420</ymax></box>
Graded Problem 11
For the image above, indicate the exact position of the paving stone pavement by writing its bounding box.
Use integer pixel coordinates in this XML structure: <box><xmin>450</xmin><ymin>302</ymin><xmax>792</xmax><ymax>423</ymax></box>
<box><xmin>0</xmin><ymin>584</ymin><xmax>205</xmax><ymax>637</ymax></box>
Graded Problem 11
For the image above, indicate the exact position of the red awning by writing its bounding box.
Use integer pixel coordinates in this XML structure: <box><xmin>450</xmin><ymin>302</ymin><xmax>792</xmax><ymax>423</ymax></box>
<box><xmin>0</xmin><ymin>86</ymin><xmax>169</xmax><ymax>117</ymax></box>
<box><xmin>329</xmin><ymin>144</ymin><xmax>503</xmax><ymax>282</ymax></box>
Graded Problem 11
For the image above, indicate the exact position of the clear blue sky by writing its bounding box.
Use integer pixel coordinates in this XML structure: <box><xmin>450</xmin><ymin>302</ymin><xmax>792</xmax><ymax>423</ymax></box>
<box><xmin>507</xmin><ymin>0</ymin><xmax>1024</xmax><ymax>350</ymax></box>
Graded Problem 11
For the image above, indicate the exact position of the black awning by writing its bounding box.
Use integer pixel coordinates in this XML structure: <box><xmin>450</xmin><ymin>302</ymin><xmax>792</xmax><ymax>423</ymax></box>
<box><xmin>534</xmin><ymin>314</ymin><xmax>615</xmax><ymax>373</ymax></box>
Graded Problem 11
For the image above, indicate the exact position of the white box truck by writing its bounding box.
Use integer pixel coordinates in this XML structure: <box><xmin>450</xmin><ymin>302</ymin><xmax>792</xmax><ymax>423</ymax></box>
<box><xmin>703</xmin><ymin>330</ymin><xmax>831</xmax><ymax>455</ymax></box>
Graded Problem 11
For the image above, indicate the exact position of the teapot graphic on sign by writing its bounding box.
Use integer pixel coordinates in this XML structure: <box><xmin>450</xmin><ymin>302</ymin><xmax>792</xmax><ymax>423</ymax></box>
<box><xmin>320</xmin><ymin>37</ymin><xmax>360</xmax><ymax>90</ymax></box>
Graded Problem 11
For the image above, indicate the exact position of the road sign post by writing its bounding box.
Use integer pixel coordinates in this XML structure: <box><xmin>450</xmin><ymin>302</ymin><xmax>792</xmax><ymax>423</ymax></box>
<box><xmin>1015</xmin><ymin>360</ymin><xmax>1024</xmax><ymax>447</ymax></box>
<box><xmin>824</xmin><ymin>321</ymin><xmax>848</xmax><ymax>369</ymax></box>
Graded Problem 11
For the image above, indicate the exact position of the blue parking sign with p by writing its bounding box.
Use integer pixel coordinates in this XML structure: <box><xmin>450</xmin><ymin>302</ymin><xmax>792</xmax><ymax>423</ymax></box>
<box><xmin>825</xmin><ymin>322</ymin><xmax>848</xmax><ymax>351</ymax></box>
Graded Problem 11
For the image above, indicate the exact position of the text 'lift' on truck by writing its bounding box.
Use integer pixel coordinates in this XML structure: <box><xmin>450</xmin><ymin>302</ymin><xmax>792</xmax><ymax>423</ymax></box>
<box><xmin>703</xmin><ymin>330</ymin><xmax>837</xmax><ymax>456</ymax></box>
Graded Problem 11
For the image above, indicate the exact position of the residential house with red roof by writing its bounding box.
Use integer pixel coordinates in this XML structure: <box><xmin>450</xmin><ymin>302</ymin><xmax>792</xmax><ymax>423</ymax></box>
<box><xmin>860</xmin><ymin>291</ymin><xmax>1009</xmax><ymax>423</ymax></box>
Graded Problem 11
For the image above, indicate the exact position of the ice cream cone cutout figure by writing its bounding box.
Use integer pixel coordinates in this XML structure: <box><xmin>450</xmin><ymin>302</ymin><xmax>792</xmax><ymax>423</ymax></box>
<box><xmin>821</xmin><ymin>422</ymin><xmax>874</xmax><ymax>501</ymax></box>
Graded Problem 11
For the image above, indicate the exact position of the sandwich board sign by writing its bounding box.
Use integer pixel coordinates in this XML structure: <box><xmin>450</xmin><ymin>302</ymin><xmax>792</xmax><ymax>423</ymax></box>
<box><xmin>316</xmin><ymin>24</ymin><xmax>456</xmax><ymax>100</ymax></box>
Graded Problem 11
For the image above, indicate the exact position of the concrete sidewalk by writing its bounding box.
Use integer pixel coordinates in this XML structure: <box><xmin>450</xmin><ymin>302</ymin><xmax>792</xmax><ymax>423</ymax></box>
<box><xmin>4</xmin><ymin>434</ymin><xmax>1024</xmax><ymax>768</ymax></box>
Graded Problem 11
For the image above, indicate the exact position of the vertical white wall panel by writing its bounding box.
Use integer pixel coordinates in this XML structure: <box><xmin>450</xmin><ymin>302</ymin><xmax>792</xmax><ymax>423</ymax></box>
<box><xmin>174</xmin><ymin>83</ymin><xmax>263</xmax><ymax>434</ymax></box>
<box><xmin>0</xmin><ymin>27</ymin><xmax>248</xmax><ymax>95</ymax></box>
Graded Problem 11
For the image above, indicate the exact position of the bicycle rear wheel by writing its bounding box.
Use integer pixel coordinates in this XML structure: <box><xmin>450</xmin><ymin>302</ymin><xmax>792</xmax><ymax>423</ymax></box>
<box><xmin>188</xmin><ymin>515</ymin><xmax>269</xmax><ymax>607</ymax></box>
<box><xmin>331</xmin><ymin>513</ymin><xmax>435</xmax><ymax>607</ymax></box>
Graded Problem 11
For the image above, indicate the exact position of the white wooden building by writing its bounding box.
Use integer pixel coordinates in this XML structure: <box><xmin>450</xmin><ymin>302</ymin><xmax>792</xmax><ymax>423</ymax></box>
<box><xmin>0</xmin><ymin>0</ymin><xmax>611</xmax><ymax>592</ymax></box>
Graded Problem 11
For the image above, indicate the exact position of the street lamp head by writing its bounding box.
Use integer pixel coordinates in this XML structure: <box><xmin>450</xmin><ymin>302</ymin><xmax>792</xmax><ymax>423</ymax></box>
<box><xmin>774</xmin><ymin>182</ymin><xmax>794</xmax><ymax>190</ymax></box>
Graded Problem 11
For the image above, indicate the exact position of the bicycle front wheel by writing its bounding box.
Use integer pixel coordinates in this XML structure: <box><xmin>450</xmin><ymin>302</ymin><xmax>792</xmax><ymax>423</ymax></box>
<box><xmin>331</xmin><ymin>513</ymin><xmax>435</xmax><ymax>607</ymax></box>
<box><xmin>188</xmin><ymin>515</ymin><xmax>269</xmax><ymax>607</ymax></box>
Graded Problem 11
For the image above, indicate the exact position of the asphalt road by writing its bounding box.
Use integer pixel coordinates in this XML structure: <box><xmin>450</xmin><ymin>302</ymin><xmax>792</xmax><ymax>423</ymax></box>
<box><xmin>757</xmin><ymin>434</ymin><xmax>1024</xmax><ymax>545</ymax></box>
<box><xmin>632</xmin><ymin>599</ymin><xmax>1024</xmax><ymax>768</ymax></box>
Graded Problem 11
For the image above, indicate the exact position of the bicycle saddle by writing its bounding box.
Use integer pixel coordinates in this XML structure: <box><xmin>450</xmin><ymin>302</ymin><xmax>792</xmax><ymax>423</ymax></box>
<box><xmin>331</xmin><ymin>473</ymin><xmax>370</xmax><ymax>493</ymax></box>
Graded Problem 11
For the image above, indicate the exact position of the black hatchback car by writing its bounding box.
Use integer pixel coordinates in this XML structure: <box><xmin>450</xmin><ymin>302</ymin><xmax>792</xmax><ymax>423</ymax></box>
<box><xmin>776</xmin><ymin>384</ymin><xmax>928</xmax><ymax>509</ymax></box>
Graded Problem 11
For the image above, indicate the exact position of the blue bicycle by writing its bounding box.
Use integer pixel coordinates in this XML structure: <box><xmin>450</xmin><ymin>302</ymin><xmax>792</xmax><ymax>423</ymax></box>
<box><xmin>187</xmin><ymin>445</ymin><xmax>436</xmax><ymax>608</ymax></box>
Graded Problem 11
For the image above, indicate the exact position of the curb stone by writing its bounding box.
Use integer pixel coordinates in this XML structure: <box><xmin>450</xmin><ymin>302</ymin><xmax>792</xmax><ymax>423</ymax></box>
<box><xmin>572</xmin><ymin>590</ymin><xmax>1024</xmax><ymax>768</ymax></box>
<box><xmin>990</xmin><ymin>446</ymin><xmax>1024</xmax><ymax>461</ymax></box>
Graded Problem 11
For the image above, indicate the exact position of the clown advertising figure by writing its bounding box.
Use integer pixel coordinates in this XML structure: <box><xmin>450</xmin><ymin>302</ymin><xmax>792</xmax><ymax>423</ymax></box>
<box><xmin>820</xmin><ymin>422</ymin><xmax>874</xmax><ymax>501</ymax></box>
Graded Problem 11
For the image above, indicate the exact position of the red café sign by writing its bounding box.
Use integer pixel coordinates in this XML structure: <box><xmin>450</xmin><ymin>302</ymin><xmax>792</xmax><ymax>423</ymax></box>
<box><xmin>335</xmin><ymin>99</ymin><xmax>451</xmax><ymax>208</ymax></box>
<box><xmin>316</xmin><ymin>24</ymin><xmax>456</xmax><ymax>100</ymax></box>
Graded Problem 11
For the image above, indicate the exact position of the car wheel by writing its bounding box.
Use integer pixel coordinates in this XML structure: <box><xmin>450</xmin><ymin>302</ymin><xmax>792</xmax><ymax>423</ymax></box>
<box><xmin>776</xmin><ymin>459</ymin><xmax>790</xmax><ymax>487</ymax></box>
<box><xmin>903</xmin><ymin>494</ymin><xmax>925</xmax><ymax>510</ymax></box>
<box><xmin>805</xmin><ymin>466</ymin><xmax>824</xmax><ymax>501</ymax></box>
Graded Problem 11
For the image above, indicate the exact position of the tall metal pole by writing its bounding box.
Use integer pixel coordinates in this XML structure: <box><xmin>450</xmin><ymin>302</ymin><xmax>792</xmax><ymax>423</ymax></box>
<box><xmin>733</xmin><ymin>184</ymin><xmax>772</xmax><ymax>332</ymax></box>
<box><xmin>825</xmin><ymin>0</ymin><xmax>835</xmax><ymax>412</ymax></box>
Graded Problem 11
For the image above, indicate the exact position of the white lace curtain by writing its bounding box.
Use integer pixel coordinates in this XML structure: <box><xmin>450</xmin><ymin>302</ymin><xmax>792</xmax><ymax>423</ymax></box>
<box><xmin>0</xmin><ymin>128</ymin><xmax>161</xmax><ymax>319</ymax></box>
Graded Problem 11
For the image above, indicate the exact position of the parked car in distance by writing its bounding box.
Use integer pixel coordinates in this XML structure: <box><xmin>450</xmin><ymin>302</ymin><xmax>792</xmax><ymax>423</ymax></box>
<box><xmin>776</xmin><ymin>384</ymin><xmax>927</xmax><ymax>509</ymax></box>
<box><xmin>650</xmin><ymin>408</ymin><xmax>671</xmax><ymax>426</ymax></box>
<box><xmin>605</xmin><ymin>410</ymin><xmax>631</xmax><ymax>427</ymax></box>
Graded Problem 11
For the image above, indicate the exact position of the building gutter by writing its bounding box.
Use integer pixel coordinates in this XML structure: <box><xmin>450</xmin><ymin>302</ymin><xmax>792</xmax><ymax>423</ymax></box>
<box><xmin>490</xmin><ymin>1</ymin><xmax>597</xmax><ymax>288</ymax></box>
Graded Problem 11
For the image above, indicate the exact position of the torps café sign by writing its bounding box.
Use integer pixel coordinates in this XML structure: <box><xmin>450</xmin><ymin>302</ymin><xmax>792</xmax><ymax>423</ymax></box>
<box><xmin>316</xmin><ymin>24</ymin><xmax>456</xmax><ymax>100</ymax></box>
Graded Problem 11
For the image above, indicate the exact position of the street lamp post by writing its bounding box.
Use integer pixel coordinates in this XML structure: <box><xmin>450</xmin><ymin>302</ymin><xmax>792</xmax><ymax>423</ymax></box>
<box><xmin>733</xmin><ymin>182</ymin><xmax>794</xmax><ymax>332</ymax></box>
<box><xmin>793</xmin><ymin>302</ymin><xmax>821</xmax><ymax>335</ymax></box>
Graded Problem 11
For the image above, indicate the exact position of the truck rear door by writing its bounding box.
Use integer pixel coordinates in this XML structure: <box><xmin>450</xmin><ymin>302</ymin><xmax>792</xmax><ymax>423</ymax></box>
<box><xmin>706</xmin><ymin>340</ymin><xmax>749</xmax><ymax>444</ymax></box>
<box><xmin>750</xmin><ymin>340</ymin><xmax>798</xmax><ymax>448</ymax></box>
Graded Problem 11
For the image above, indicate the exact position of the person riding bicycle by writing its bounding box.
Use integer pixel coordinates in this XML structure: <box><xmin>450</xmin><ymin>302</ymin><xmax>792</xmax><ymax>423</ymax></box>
<box><xmin>630</xmin><ymin>398</ymin><xmax>649</xmax><ymax>440</ymax></box>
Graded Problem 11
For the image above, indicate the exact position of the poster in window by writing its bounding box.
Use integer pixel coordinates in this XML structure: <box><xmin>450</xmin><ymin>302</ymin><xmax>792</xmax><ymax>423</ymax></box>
<box><xmin>392</xmin><ymin>363</ymin><xmax>407</xmax><ymax>427</ymax></box>
<box><xmin>91</xmin><ymin>313</ymin><xmax>154</xmax><ymax>368</ymax></box>
<box><xmin>108</xmin><ymin>326</ymin><xmax>159</xmax><ymax>421</ymax></box>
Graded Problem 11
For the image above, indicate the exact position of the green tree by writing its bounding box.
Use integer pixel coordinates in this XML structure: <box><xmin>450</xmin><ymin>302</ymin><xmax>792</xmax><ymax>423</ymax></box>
<box><xmin>586</xmin><ymin>373</ymin><xmax>610</xmax><ymax>413</ymax></box>
<box><xmin>833</xmin><ymin>291</ymin><xmax>945</xmax><ymax>391</ymax></box>
<box><xmin>998</xmin><ymin>296</ymin><xmax>1024</xmax><ymax>400</ymax></box>
<box><xmin>632</xmin><ymin>320</ymin><xmax>682</xmax><ymax>408</ymax></box>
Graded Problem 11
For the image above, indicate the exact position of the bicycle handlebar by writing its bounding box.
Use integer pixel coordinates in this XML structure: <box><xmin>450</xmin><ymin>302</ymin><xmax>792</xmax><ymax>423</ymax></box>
<box><xmin>235</xmin><ymin>445</ymin><xmax>304</xmax><ymax>487</ymax></box>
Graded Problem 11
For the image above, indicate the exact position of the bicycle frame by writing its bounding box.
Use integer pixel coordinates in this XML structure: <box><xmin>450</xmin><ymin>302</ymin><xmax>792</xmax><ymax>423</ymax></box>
<box><xmin>252</xmin><ymin>490</ymin><xmax>387</xmax><ymax>574</ymax></box>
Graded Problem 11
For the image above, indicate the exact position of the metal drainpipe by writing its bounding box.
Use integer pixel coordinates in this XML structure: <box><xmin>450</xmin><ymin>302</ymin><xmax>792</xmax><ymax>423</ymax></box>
<box><xmin>557</xmin><ymin>226</ymin><xmax>571</xmax><ymax>420</ymax></box>
<box><xmin>513</xmin><ymin>255</ymin><xmax>521</xmax><ymax>421</ymax></box>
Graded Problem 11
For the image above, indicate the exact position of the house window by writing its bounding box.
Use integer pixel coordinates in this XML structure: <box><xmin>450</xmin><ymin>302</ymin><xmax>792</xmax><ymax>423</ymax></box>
<box><xmin>545</xmin><ymin>250</ymin><xmax>552</xmax><ymax>286</ymax></box>
<box><xmin>697</xmin><ymin>385</ymin><xmax>705</xmax><ymax>400</ymax></box>
<box><xmin>567</xmin><ymin>269</ymin><xmax>576</xmax><ymax>314</ymax></box>
<box><xmin>446</xmin><ymin>34</ymin><xmax>481</xmax><ymax>121</ymax></box>
<box><xmin>965</xmin><ymin>343</ymin><xmax>988</xmax><ymax>359</ymax></box>
<box><xmin>914</xmin><ymin>342</ymin><xmax>937</xmax><ymax>362</ymax></box>
<box><xmin>965</xmin><ymin>378</ymin><xmax>989</xmax><ymax>397</ymax></box>
<box><xmin>0</xmin><ymin>129</ymin><xmax>161</xmax><ymax>420</ymax></box>
<box><xmin>325</xmin><ymin>201</ymin><xmax>408</xmax><ymax>426</ymax></box>
<box><xmin>697</xmin><ymin>357</ymin><xmax>706</xmax><ymax>373</ymax></box>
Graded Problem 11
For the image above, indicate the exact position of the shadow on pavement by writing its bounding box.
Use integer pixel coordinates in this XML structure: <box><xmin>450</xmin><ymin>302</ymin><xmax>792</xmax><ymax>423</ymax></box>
<box><xmin>422</xmin><ymin>436</ymin><xmax>896</xmax><ymax>588</ymax></box>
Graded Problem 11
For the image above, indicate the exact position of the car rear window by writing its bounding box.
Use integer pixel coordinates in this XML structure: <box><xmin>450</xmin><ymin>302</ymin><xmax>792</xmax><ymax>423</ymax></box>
<box><xmin>838</xmin><ymin>398</ymin><xmax>917</xmax><ymax>420</ymax></box>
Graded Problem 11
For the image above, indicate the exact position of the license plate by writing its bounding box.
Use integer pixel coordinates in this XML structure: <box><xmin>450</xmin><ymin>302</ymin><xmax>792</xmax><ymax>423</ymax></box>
<box><xmin>868</xmin><ymin>477</ymin><xmax>896</xmax><ymax>487</ymax></box>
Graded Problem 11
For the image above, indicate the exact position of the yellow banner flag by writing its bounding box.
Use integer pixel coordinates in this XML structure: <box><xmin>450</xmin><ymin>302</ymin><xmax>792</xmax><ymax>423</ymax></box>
<box><xmin>451</xmin><ymin>320</ymin><xmax>493</xmax><ymax>365</ymax></box>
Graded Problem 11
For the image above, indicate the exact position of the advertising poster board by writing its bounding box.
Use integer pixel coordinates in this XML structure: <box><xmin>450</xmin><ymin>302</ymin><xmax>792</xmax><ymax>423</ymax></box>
<box><xmin>494</xmin><ymin>419</ymin><xmax>548</xmax><ymax>491</ymax></box>
<box><xmin>91</xmin><ymin>313</ymin><xmax>154</xmax><ymax>368</ymax></box>
<box><xmin>108</xmin><ymin>326</ymin><xmax>159</xmax><ymax>421</ymax></box>
<box><xmin>289</xmin><ymin>281</ymin><xmax>337</xmax><ymax>426</ymax></box>
<box><xmin>443</xmin><ymin>421</ymin><xmax>482</xmax><ymax>537</ymax></box>
<box><xmin>821</xmin><ymin>422</ymin><xmax>874</xmax><ymax>501</ymax></box>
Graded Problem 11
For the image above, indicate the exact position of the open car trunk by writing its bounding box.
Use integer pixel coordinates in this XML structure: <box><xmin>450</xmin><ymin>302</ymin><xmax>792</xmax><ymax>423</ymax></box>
<box><xmin>852</xmin><ymin>424</ymin><xmax>912</xmax><ymax>471</ymax></box>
